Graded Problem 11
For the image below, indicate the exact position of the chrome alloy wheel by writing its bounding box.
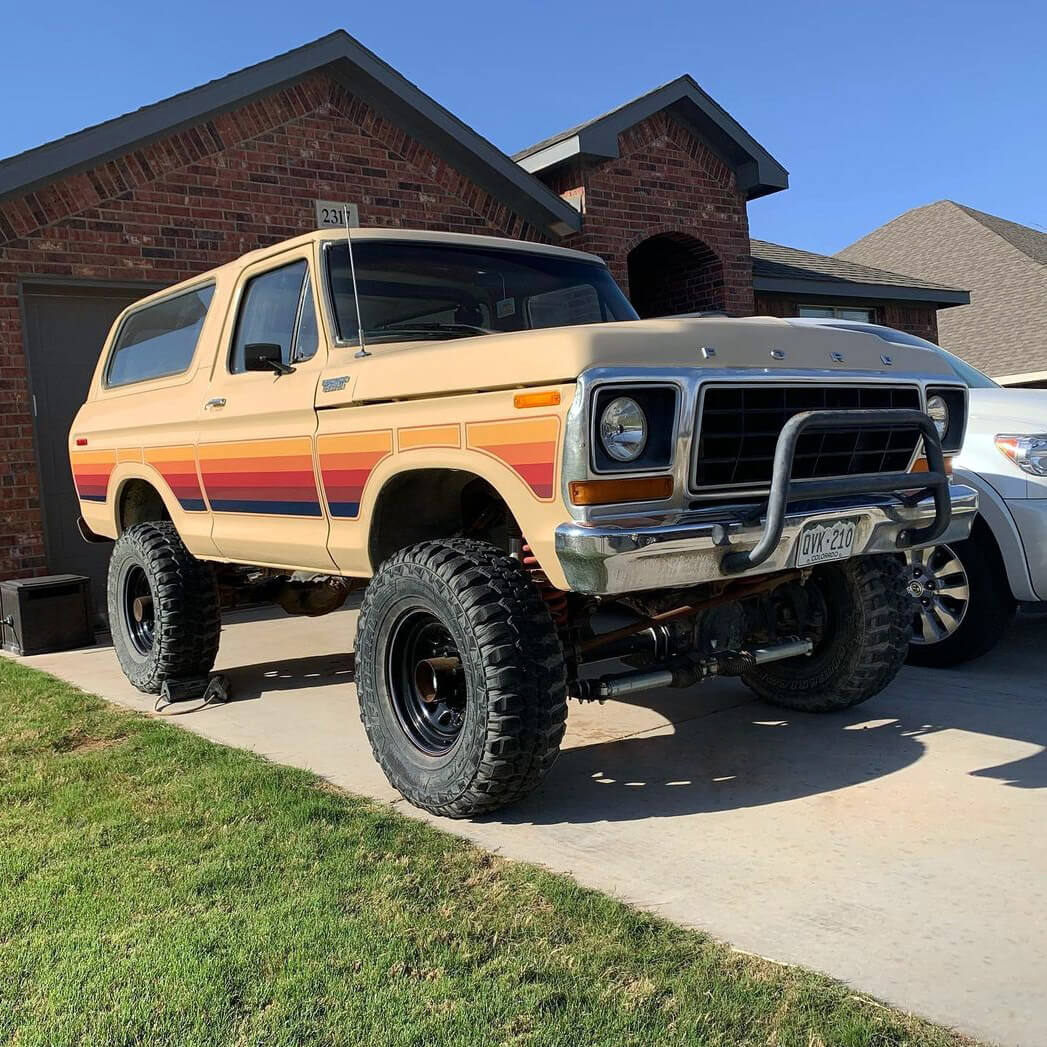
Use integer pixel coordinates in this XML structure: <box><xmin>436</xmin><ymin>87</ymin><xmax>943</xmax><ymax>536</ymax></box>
<box><xmin>904</xmin><ymin>545</ymin><xmax>971</xmax><ymax>645</ymax></box>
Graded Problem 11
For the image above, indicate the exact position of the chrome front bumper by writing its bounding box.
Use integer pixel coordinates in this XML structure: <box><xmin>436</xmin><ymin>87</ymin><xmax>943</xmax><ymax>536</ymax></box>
<box><xmin>555</xmin><ymin>484</ymin><xmax>979</xmax><ymax>595</ymax></box>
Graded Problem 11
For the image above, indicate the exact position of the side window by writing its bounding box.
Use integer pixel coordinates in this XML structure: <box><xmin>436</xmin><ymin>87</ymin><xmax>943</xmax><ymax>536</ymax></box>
<box><xmin>293</xmin><ymin>274</ymin><xmax>319</xmax><ymax>363</ymax></box>
<box><xmin>106</xmin><ymin>285</ymin><xmax>214</xmax><ymax>387</ymax></box>
<box><xmin>230</xmin><ymin>261</ymin><xmax>307</xmax><ymax>373</ymax></box>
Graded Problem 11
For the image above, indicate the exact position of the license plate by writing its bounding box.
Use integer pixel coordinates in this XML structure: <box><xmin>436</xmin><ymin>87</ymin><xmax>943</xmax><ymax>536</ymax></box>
<box><xmin>795</xmin><ymin>517</ymin><xmax>858</xmax><ymax>568</ymax></box>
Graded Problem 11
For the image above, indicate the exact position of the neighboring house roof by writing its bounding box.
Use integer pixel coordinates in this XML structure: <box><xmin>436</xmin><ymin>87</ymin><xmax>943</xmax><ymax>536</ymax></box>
<box><xmin>514</xmin><ymin>76</ymin><xmax>789</xmax><ymax>200</ymax></box>
<box><xmin>838</xmin><ymin>201</ymin><xmax>1047</xmax><ymax>383</ymax></box>
<box><xmin>953</xmin><ymin>203</ymin><xmax>1047</xmax><ymax>267</ymax></box>
<box><xmin>0</xmin><ymin>30</ymin><xmax>580</xmax><ymax>238</ymax></box>
<box><xmin>750</xmin><ymin>239</ymin><xmax>970</xmax><ymax>306</ymax></box>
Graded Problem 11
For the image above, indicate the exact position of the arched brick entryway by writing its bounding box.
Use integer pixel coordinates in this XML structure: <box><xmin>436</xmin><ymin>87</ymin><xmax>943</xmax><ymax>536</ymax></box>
<box><xmin>626</xmin><ymin>232</ymin><xmax>726</xmax><ymax>317</ymax></box>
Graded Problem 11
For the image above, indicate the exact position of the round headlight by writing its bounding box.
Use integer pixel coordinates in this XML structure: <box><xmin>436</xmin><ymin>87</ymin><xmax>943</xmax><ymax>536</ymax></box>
<box><xmin>599</xmin><ymin>396</ymin><xmax>648</xmax><ymax>462</ymax></box>
<box><xmin>926</xmin><ymin>394</ymin><xmax>949</xmax><ymax>439</ymax></box>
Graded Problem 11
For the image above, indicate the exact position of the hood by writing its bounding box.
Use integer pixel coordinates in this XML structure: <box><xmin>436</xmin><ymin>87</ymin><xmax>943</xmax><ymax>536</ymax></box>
<box><xmin>968</xmin><ymin>387</ymin><xmax>1047</xmax><ymax>433</ymax></box>
<box><xmin>348</xmin><ymin>316</ymin><xmax>959</xmax><ymax>403</ymax></box>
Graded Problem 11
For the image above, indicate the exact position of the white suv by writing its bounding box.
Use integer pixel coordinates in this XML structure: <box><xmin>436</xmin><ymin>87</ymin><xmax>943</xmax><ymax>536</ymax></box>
<box><xmin>790</xmin><ymin>319</ymin><xmax>1046</xmax><ymax>666</ymax></box>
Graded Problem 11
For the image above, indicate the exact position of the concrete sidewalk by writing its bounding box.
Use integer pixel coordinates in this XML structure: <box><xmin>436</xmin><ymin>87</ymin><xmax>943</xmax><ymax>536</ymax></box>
<box><xmin>13</xmin><ymin>606</ymin><xmax>1047</xmax><ymax>1045</ymax></box>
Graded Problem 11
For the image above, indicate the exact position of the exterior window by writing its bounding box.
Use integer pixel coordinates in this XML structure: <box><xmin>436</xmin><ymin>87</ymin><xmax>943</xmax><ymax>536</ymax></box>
<box><xmin>230</xmin><ymin>260</ymin><xmax>315</xmax><ymax>373</ymax></box>
<box><xmin>106</xmin><ymin>285</ymin><xmax>214</xmax><ymax>387</ymax></box>
<box><xmin>797</xmin><ymin>305</ymin><xmax>875</xmax><ymax>322</ymax></box>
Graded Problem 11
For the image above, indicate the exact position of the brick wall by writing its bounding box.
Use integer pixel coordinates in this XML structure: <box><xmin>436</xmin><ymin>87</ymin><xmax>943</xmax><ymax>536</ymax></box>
<box><xmin>0</xmin><ymin>72</ymin><xmax>546</xmax><ymax>580</ymax></box>
<box><xmin>754</xmin><ymin>292</ymin><xmax>940</xmax><ymax>342</ymax></box>
<box><xmin>540</xmin><ymin>112</ymin><xmax>753</xmax><ymax>316</ymax></box>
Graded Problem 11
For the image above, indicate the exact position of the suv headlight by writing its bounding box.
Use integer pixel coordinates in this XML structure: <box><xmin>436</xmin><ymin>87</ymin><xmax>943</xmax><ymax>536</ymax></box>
<box><xmin>995</xmin><ymin>435</ymin><xmax>1047</xmax><ymax>476</ymax></box>
<box><xmin>926</xmin><ymin>394</ymin><xmax>949</xmax><ymax>439</ymax></box>
<box><xmin>599</xmin><ymin>396</ymin><xmax>648</xmax><ymax>462</ymax></box>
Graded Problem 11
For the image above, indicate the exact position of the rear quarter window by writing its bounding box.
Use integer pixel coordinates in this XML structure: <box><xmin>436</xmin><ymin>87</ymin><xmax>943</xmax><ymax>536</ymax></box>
<box><xmin>106</xmin><ymin>284</ymin><xmax>215</xmax><ymax>387</ymax></box>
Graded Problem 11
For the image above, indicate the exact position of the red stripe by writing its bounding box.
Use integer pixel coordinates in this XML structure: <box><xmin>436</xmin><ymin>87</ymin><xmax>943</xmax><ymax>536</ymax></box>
<box><xmin>512</xmin><ymin>461</ymin><xmax>554</xmax><ymax>486</ymax></box>
<box><xmin>323</xmin><ymin>486</ymin><xmax>366</xmax><ymax>502</ymax></box>
<box><xmin>169</xmin><ymin>483</ymin><xmax>205</xmax><ymax>499</ymax></box>
<box><xmin>321</xmin><ymin>467</ymin><xmax>374</xmax><ymax>487</ymax></box>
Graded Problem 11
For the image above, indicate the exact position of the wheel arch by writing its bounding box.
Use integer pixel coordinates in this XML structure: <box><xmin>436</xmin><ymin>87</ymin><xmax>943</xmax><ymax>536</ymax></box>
<box><xmin>953</xmin><ymin>468</ymin><xmax>1035</xmax><ymax>601</ymax></box>
<box><xmin>367</xmin><ymin>467</ymin><xmax>521</xmax><ymax>570</ymax></box>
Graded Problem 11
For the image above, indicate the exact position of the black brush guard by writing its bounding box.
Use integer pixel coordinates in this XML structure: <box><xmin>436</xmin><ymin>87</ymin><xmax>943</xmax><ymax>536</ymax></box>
<box><xmin>721</xmin><ymin>409</ymin><xmax>951</xmax><ymax>574</ymax></box>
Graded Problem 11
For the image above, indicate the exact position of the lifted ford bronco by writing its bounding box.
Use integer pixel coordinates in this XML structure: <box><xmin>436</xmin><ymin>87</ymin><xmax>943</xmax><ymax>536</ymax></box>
<box><xmin>71</xmin><ymin>229</ymin><xmax>977</xmax><ymax>817</ymax></box>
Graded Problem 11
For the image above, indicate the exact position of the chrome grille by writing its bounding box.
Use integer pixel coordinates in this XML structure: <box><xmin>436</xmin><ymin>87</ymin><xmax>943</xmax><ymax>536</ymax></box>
<box><xmin>693</xmin><ymin>384</ymin><xmax>923</xmax><ymax>491</ymax></box>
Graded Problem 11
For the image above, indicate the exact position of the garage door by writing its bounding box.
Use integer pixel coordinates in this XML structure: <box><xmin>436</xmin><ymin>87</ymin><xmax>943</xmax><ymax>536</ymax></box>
<box><xmin>21</xmin><ymin>283</ymin><xmax>154</xmax><ymax>625</ymax></box>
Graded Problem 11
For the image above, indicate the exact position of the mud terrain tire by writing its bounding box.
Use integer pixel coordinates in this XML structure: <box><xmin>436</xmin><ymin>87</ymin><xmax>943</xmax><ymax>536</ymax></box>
<box><xmin>355</xmin><ymin>539</ymin><xmax>567</xmax><ymax>818</ymax></box>
<box><xmin>743</xmin><ymin>554</ymin><xmax>911</xmax><ymax>712</ymax></box>
<box><xmin>107</xmin><ymin>521</ymin><xmax>220</xmax><ymax>694</ymax></box>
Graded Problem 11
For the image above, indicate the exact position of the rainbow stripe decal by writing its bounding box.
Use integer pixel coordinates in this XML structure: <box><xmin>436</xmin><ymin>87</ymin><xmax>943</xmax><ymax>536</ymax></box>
<box><xmin>466</xmin><ymin>417</ymin><xmax>559</xmax><ymax>499</ymax></box>
<box><xmin>145</xmin><ymin>445</ymin><xmax>205</xmax><ymax>512</ymax></box>
<box><xmin>71</xmin><ymin>449</ymin><xmax>117</xmax><ymax>503</ymax></box>
<box><xmin>317</xmin><ymin>430</ymin><xmax>394</xmax><ymax>518</ymax></box>
<box><xmin>198</xmin><ymin>438</ymin><xmax>321</xmax><ymax>517</ymax></box>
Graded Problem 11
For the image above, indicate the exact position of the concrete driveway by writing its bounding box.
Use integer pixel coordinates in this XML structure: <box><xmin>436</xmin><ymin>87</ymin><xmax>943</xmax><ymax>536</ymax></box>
<box><xmin>13</xmin><ymin>605</ymin><xmax>1047</xmax><ymax>1046</ymax></box>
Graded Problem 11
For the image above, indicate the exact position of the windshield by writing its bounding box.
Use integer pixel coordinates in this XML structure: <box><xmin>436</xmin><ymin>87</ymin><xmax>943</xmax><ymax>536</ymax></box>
<box><xmin>325</xmin><ymin>240</ymin><xmax>638</xmax><ymax>346</ymax></box>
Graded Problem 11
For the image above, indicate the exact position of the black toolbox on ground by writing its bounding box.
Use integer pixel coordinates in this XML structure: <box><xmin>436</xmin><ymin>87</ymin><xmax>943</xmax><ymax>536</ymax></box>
<box><xmin>0</xmin><ymin>575</ymin><xmax>95</xmax><ymax>656</ymax></box>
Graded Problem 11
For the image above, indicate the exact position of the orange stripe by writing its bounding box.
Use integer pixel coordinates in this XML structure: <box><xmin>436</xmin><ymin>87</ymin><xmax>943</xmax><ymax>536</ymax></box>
<box><xmin>198</xmin><ymin>437</ymin><xmax>311</xmax><ymax>460</ymax></box>
<box><xmin>199</xmin><ymin>455</ymin><xmax>315</xmax><ymax>474</ymax></box>
<box><xmin>398</xmin><ymin>424</ymin><xmax>460</xmax><ymax>451</ymax></box>
<box><xmin>481</xmin><ymin>440</ymin><xmax>557</xmax><ymax>467</ymax></box>
<box><xmin>467</xmin><ymin>418</ymin><xmax>558</xmax><ymax>446</ymax></box>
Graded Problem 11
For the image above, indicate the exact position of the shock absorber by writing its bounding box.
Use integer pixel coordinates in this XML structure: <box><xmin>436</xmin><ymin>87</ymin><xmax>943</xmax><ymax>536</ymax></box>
<box><xmin>521</xmin><ymin>541</ymin><xmax>569</xmax><ymax>628</ymax></box>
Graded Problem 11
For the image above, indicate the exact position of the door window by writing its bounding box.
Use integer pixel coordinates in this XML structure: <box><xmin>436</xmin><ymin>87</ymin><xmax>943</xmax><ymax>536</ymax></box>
<box><xmin>230</xmin><ymin>260</ymin><xmax>319</xmax><ymax>373</ymax></box>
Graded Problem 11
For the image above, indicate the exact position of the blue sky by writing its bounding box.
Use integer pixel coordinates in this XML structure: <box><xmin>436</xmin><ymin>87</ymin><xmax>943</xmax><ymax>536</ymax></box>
<box><xmin>3</xmin><ymin>1</ymin><xmax>1044</xmax><ymax>254</ymax></box>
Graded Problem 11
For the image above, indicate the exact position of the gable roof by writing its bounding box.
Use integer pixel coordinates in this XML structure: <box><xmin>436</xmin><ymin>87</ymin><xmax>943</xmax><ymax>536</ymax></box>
<box><xmin>953</xmin><ymin>203</ymin><xmax>1047</xmax><ymax>267</ymax></box>
<box><xmin>514</xmin><ymin>76</ymin><xmax>789</xmax><ymax>200</ymax></box>
<box><xmin>0</xmin><ymin>30</ymin><xmax>580</xmax><ymax>238</ymax></box>
<box><xmin>751</xmin><ymin>239</ymin><xmax>969</xmax><ymax>306</ymax></box>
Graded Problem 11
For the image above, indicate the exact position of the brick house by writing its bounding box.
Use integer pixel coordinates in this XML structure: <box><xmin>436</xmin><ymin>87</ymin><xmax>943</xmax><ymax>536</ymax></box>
<box><xmin>839</xmin><ymin>201</ymin><xmax>1047</xmax><ymax>385</ymax></box>
<box><xmin>0</xmin><ymin>30</ymin><xmax>962</xmax><ymax>594</ymax></box>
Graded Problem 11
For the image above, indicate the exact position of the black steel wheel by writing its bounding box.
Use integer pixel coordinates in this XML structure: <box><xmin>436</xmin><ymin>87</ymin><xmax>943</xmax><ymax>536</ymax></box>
<box><xmin>121</xmin><ymin>563</ymin><xmax>156</xmax><ymax>656</ymax></box>
<box><xmin>355</xmin><ymin>539</ymin><xmax>567</xmax><ymax>818</ymax></box>
<box><xmin>107</xmin><ymin>521</ymin><xmax>220</xmax><ymax>694</ymax></box>
<box><xmin>386</xmin><ymin>609</ymin><xmax>466</xmax><ymax>755</ymax></box>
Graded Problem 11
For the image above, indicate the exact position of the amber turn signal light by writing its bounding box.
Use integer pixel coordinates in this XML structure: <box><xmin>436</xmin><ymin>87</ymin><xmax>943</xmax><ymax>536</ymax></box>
<box><xmin>910</xmin><ymin>455</ymin><xmax>953</xmax><ymax>476</ymax></box>
<box><xmin>514</xmin><ymin>390</ymin><xmax>561</xmax><ymax>409</ymax></box>
<box><xmin>569</xmin><ymin>475</ymin><xmax>674</xmax><ymax>506</ymax></box>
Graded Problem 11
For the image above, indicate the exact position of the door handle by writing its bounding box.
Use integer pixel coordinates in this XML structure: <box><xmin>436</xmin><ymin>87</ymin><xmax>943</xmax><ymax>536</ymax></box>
<box><xmin>204</xmin><ymin>397</ymin><xmax>226</xmax><ymax>410</ymax></box>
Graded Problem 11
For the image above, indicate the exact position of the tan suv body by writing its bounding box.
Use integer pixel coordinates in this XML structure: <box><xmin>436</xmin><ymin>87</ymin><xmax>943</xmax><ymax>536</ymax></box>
<box><xmin>70</xmin><ymin>228</ymin><xmax>977</xmax><ymax>817</ymax></box>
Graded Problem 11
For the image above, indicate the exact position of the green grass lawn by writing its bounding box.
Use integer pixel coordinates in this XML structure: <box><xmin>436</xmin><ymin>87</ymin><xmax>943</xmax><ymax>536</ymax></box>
<box><xmin>0</xmin><ymin>658</ymin><xmax>975</xmax><ymax>1047</ymax></box>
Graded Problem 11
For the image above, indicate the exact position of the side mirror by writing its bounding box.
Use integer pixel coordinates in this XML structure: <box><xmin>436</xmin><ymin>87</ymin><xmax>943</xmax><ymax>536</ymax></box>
<box><xmin>244</xmin><ymin>343</ymin><xmax>295</xmax><ymax>375</ymax></box>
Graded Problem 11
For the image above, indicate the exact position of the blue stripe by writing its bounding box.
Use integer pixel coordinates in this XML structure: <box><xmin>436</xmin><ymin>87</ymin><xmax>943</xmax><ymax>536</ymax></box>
<box><xmin>80</xmin><ymin>494</ymin><xmax>106</xmax><ymax>502</ymax></box>
<box><xmin>210</xmin><ymin>499</ymin><xmax>322</xmax><ymax>516</ymax></box>
<box><xmin>327</xmin><ymin>501</ymin><xmax>360</xmax><ymax>518</ymax></box>
<box><xmin>178</xmin><ymin>498</ymin><xmax>206</xmax><ymax>512</ymax></box>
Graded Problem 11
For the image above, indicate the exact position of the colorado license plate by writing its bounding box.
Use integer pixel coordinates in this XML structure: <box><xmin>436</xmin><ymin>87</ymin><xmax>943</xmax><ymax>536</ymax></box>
<box><xmin>795</xmin><ymin>517</ymin><xmax>858</xmax><ymax>568</ymax></box>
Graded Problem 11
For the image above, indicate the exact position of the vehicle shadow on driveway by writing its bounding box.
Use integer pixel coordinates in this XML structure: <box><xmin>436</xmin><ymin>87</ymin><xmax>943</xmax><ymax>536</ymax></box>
<box><xmin>501</xmin><ymin>610</ymin><xmax>1047</xmax><ymax>826</ymax></box>
<box><xmin>220</xmin><ymin>653</ymin><xmax>356</xmax><ymax>703</ymax></box>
